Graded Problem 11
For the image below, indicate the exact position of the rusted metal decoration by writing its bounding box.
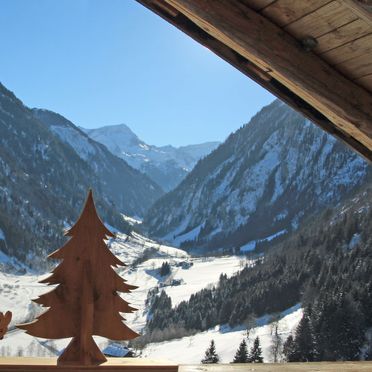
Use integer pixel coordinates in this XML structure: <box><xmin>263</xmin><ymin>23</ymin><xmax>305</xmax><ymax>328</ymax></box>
<box><xmin>18</xmin><ymin>190</ymin><xmax>139</xmax><ymax>366</ymax></box>
<box><xmin>0</xmin><ymin>311</ymin><xmax>12</xmax><ymax>340</ymax></box>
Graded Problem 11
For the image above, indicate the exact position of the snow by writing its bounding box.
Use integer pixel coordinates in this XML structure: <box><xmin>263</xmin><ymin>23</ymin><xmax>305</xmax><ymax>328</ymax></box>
<box><xmin>161</xmin><ymin>216</ymin><xmax>191</xmax><ymax>245</ymax></box>
<box><xmin>141</xmin><ymin>304</ymin><xmax>303</xmax><ymax>364</ymax></box>
<box><xmin>103</xmin><ymin>343</ymin><xmax>130</xmax><ymax>357</ymax></box>
<box><xmin>83</xmin><ymin>124</ymin><xmax>219</xmax><ymax>179</ymax></box>
<box><xmin>348</xmin><ymin>233</ymin><xmax>361</xmax><ymax>250</ymax></box>
<box><xmin>122</xmin><ymin>214</ymin><xmax>143</xmax><ymax>226</ymax></box>
<box><xmin>240</xmin><ymin>240</ymin><xmax>256</xmax><ymax>253</ymax></box>
<box><xmin>0</xmin><ymin>229</ymin><xmax>5</xmax><ymax>241</ymax></box>
<box><xmin>263</xmin><ymin>229</ymin><xmax>287</xmax><ymax>242</ymax></box>
<box><xmin>0</xmin><ymin>232</ymin><xmax>243</xmax><ymax>357</ymax></box>
<box><xmin>172</xmin><ymin>224</ymin><xmax>204</xmax><ymax>246</ymax></box>
<box><xmin>50</xmin><ymin>125</ymin><xmax>96</xmax><ymax>160</ymax></box>
<box><xmin>0</xmin><ymin>250</ymin><xmax>29</xmax><ymax>273</ymax></box>
<box><xmin>161</xmin><ymin>256</ymin><xmax>243</xmax><ymax>307</ymax></box>
<box><xmin>239</xmin><ymin>230</ymin><xmax>286</xmax><ymax>252</ymax></box>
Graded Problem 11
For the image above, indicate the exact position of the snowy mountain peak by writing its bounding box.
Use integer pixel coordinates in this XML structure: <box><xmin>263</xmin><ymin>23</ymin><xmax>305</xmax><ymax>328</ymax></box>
<box><xmin>82</xmin><ymin>125</ymin><xmax>220</xmax><ymax>191</ymax></box>
<box><xmin>84</xmin><ymin>123</ymin><xmax>143</xmax><ymax>149</ymax></box>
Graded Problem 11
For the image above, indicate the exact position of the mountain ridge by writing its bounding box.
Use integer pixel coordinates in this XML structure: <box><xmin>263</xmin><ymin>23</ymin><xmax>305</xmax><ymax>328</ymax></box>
<box><xmin>82</xmin><ymin>123</ymin><xmax>220</xmax><ymax>191</ymax></box>
<box><xmin>144</xmin><ymin>100</ymin><xmax>371</xmax><ymax>252</ymax></box>
<box><xmin>0</xmin><ymin>82</ymin><xmax>162</xmax><ymax>269</ymax></box>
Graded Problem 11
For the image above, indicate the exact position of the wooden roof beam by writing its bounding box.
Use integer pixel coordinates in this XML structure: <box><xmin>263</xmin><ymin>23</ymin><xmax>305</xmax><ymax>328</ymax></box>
<box><xmin>137</xmin><ymin>0</ymin><xmax>372</xmax><ymax>161</ymax></box>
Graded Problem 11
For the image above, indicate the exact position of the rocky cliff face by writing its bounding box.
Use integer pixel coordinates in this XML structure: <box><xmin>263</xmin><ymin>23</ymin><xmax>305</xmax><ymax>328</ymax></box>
<box><xmin>144</xmin><ymin>100</ymin><xmax>370</xmax><ymax>252</ymax></box>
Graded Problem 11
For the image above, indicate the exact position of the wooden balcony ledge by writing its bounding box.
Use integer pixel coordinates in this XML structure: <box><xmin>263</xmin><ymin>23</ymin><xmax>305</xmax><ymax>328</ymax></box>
<box><xmin>0</xmin><ymin>359</ymin><xmax>372</xmax><ymax>371</ymax></box>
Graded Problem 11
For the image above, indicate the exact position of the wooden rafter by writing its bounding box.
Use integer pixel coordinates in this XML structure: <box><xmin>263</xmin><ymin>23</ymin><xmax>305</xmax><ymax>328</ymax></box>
<box><xmin>137</xmin><ymin>0</ymin><xmax>372</xmax><ymax>161</ymax></box>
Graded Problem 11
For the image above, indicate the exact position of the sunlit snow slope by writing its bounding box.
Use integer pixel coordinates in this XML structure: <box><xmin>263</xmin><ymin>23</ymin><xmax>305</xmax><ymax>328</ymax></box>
<box><xmin>0</xmin><ymin>232</ymin><xmax>247</xmax><ymax>359</ymax></box>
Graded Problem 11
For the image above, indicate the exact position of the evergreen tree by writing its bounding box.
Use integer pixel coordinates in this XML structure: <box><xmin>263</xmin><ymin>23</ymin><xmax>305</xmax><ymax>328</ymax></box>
<box><xmin>201</xmin><ymin>340</ymin><xmax>219</xmax><ymax>364</ymax></box>
<box><xmin>233</xmin><ymin>339</ymin><xmax>249</xmax><ymax>363</ymax></box>
<box><xmin>249</xmin><ymin>336</ymin><xmax>263</xmax><ymax>363</ymax></box>
<box><xmin>293</xmin><ymin>307</ymin><xmax>316</xmax><ymax>361</ymax></box>
<box><xmin>159</xmin><ymin>261</ymin><xmax>171</xmax><ymax>277</ymax></box>
<box><xmin>314</xmin><ymin>295</ymin><xmax>364</xmax><ymax>361</ymax></box>
<box><xmin>283</xmin><ymin>335</ymin><xmax>297</xmax><ymax>362</ymax></box>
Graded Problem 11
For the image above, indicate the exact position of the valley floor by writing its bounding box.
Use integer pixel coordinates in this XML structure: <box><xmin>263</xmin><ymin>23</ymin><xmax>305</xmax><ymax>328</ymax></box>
<box><xmin>0</xmin><ymin>232</ymin><xmax>301</xmax><ymax>363</ymax></box>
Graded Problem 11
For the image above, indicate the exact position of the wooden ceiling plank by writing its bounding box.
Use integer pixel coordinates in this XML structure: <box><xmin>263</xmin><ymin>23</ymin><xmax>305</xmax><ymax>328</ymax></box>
<box><xmin>137</xmin><ymin>0</ymin><xmax>372</xmax><ymax>161</ymax></box>
<box><xmin>336</xmin><ymin>52</ymin><xmax>372</xmax><ymax>79</ymax></box>
<box><xmin>320</xmin><ymin>33</ymin><xmax>372</xmax><ymax>65</ymax></box>
<box><xmin>342</xmin><ymin>0</ymin><xmax>372</xmax><ymax>24</ymax></box>
<box><xmin>355</xmin><ymin>74</ymin><xmax>372</xmax><ymax>92</ymax></box>
<box><xmin>315</xmin><ymin>19</ymin><xmax>372</xmax><ymax>54</ymax></box>
<box><xmin>261</xmin><ymin>0</ymin><xmax>331</xmax><ymax>27</ymax></box>
<box><xmin>163</xmin><ymin>0</ymin><xmax>372</xmax><ymax>152</ymax></box>
<box><xmin>284</xmin><ymin>1</ymin><xmax>358</xmax><ymax>39</ymax></box>
<box><xmin>239</xmin><ymin>0</ymin><xmax>276</xmax><ymax>11</ymax></box>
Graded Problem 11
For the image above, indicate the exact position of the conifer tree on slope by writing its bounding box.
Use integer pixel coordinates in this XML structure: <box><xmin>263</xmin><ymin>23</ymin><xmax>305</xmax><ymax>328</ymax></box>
<box><xmin>283</xmin><ymin>334</ymin><xmax>297</xmax><ymax>362</ymax></box>
<box><xmin>233</xmin><ymin>339</ymin><xmax>249</xmax><ymax>363</ymax></box>
<box><xmin>293</xmin><ymin>307</ymin><xmax>316</xmax><ymax>361</ymax></box>
<box><xmin>18</xmin><ymin>190</ymin><xmax>139</xmax><ymax>365</ymax></box>
<box><xmin>201</xmin><ymin>340</ymin><xmax>219</xmax><ymax>364</ymax></box>
<box><xmin>249</xmin><ymin>336</ymin><xmax>263</xmax><ymax>363</ymax></box>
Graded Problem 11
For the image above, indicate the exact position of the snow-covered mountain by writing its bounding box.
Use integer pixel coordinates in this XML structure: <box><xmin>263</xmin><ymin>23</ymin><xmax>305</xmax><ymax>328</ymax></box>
<box><xmin>83</xmin><ymin>124</ymin><xmax>220</xmax><ymax>191</ymax></box>
<box><xmin>144</xmin><ymin>100</ymin><xmax>371</xmax><ymax>252</ymax></box>
<box><xmin>0</xmin><ymin>82</ymin><xmax>162</xmax><ymax>268</ymax></box>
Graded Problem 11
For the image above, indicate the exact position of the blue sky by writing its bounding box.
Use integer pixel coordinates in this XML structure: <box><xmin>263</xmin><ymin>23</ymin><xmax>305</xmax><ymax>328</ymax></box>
<box><xmin>0</xmin><ymin>0</ymin><xmax>274</xmax><ymax>146</ymax></box>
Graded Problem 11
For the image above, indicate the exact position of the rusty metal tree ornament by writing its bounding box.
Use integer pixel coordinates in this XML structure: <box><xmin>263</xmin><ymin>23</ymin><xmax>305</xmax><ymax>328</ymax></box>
<box><xmin>18</xmin><ymin>190</ymin><xmax>139</xmax><ymax>365</ymax></box>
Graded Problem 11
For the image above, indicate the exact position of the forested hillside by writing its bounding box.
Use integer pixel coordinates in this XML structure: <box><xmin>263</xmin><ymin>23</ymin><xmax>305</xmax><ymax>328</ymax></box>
<box><xmin>145</xmin><ymin>183</ymin><xmax>372</xmax><ymax>360</ymax></box>
<box><xmin>145</xmin><ymin>100</ymin><xmax>370</xmax><ymax>253</ymax></box>
<box><xmin>0</xmin><ymin>83</ymin><xmax>162</xmax><ymax>269</ymax></box>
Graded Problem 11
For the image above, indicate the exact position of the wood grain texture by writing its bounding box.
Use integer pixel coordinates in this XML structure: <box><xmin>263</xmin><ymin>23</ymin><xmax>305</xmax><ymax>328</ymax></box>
<box><xmin>17</xmin><ymin>190</ymin><xmax>139</xmax><ymax>366</ymax></box>
<box><xmin>163</xmin><ymin>0</ymin><xmax>372</xmax><ymax>153</ymax></box>
<box><xmin>315</xmin><ymin>19</ymin><xmax>372</xmax><ymax>53</ymax></box>
<box><xmin>239</xmin><ymin>0</ymin><xmax>275</xmax><ymax>11</ymax></box>
<box><xmin>261</xmin><ymin>0</ymin><xmax>331</xmax><ymax>27</ymax></box>
<box><xmin>180</xmin><ymin>361</ymin><xmax>372</xmax><ymax>371</ymax></box>
<box><xmin>284</xmin><ymin>1</ymin><xmax>358</xmax><ymax>39</ymax></box>
<box><xmin>342</xmin><ymin>0</ymin><xmax>372</xmax><ymax>23</ymax></box>
<box><xmin>0</xmin><ymin>357</ymin><xmax>178</xmax><ymax>371</ymax></box>
<box><xmin>321</xmin><ymin>33</ymin><xmax>372</xmax><ymax>65</ymax></box>
<box><xmin>336</xmin><ymin>52</ymin><xmax>372</xmax><ymax>79</ymax></box>
<box><xmin>137</xmin><ymin>0</ymin><xmax>372</xmax><ymax>160</ymax></box>
<box><xmin>356</xmin><ymin>73</ymin><xmax>372</xmax><ymax>91</ymax></box>
<box><xmin>0</xmin><ymin>359</ymin><xmax>372</xmax><ymax>371</ymax></box>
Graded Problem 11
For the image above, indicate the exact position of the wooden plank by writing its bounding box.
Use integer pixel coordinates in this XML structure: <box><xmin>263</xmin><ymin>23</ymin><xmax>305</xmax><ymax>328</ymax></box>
<box><xmin>320</xmin><ymin>33</ymin><xmax>372</xmax><ymax>65</ymax></box>
<box><xmin>138</xmin><ymin>0</ymin><xmax>372</xmax><ymax>161</ymax></box>
<box><xmin>355</xmin><ymin>73</ymin><xmax>372</xmax><ymax>92</ymax></box>
<box><xmin>284</xmin><ymin>1</ymin><xmax>358</xmax><ymax>39</ymax></box>
<box><xmin>342</xmin><ymin>0</ymin><xmax>372</xmax><ymax>24</ymax></box>
<box><xmin>336</xmin><ymin>52</ymin><xmax>372</xmax><ymax>79</ymax></box>
<box><xmin>18</xmin><ymin>191</ymin><xmax>139</xmax><ymax>366</ymax></box>
<box><xmin>261</xmin><ymin>0</ymin><xmax>331</xmax><ymax>27</ymax></box>
<box><xmin>0</xmin><ymin>358</ymin><xmax>178</xmax><ymax>371</ymax></box>
<box><xmin>315</xmin><ymin>19</ymin><xmax>372</xmax><ymax>53</ymax></box>
<box><xmin>162</xmin><ymin>0</ymin><xmax>372</xmax><ymax>155</ymax></box>
<box><xmin>239</xmin><ymin>0</ymin><xmax>275</xmax><ymax>11</ymax></box>
<box><xmin>0</xmin><ymin>359</ymin><xmax>372</xmax><ymax>371</ymax></box>
<box><xmin>180</xmin><ymin>361</ymin><xmax>372</xmax><ymax>371</ymax></box>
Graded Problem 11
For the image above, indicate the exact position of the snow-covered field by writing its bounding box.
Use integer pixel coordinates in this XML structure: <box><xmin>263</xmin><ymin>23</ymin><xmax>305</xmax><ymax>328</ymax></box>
<box><xmin>0</xmin><ymin>231</ymin><xmax>302</xmax><ymax>362</ymax></box>
<box><xmin>141</xmin><ymin>305</ymin><xmax>302</xmax><ymax>364</ymax></box>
